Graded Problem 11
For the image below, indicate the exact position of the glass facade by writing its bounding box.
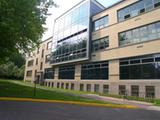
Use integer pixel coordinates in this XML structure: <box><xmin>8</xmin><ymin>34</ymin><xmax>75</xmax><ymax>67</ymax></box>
<box><xmin>58</xmin><ymin>65</ymin><xmax>75</xmax><ymax>79</ymax></box>
<box><xmin>51</xmin><ymin>2</ymin><xmax>89</xmax><ymax>64</ymax></box>
<box><xmin>118</xmin><ymin>0</ymin><xmax>160</xmax><ymax>22</ymax></box>
<box><xmin>44</xmin><ymin>68</ymin><xmax>54</xmax><ymax>79</ymax></box>
<box><xmin>120</xmin><ymin>54</ymin><xmax>160</xmax><ymax>79</ymax></box>
<box><xmin>93</xmin><ymin>16</ymin><xmax>108</xmax><ymax>31</ymax></box>
<box><xmin>51</xmin><ymin>0</ymin><xmax>104</xmax><ymax>64</ymax></box>
<box><xmin>92</xmin><ymin>36</ymin><xmax>109</xmax><ymax>52</ymax></box>
<box><xmin>81</xmin><ymin>61</ymin><xmax>108</xmax><ymax>80</ymax></box>
<box><xmin>119</xmin><ymin>21</ymin><xmax>160</xmax><ymax>46</ymax></box>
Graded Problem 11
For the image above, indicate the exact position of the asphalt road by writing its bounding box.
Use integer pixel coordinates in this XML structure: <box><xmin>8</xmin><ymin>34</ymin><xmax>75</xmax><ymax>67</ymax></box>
<box><xmin>0</xmin><ymin>101</ymin><xmax>160</xmax><ymax>120</ymax></box>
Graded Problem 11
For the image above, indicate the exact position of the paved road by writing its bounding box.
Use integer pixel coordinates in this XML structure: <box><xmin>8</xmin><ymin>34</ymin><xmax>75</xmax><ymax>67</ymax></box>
<box><xmin>0</xmin><ymin>101</ymin><xmax>160</xmax><ymax>120</ymax></box>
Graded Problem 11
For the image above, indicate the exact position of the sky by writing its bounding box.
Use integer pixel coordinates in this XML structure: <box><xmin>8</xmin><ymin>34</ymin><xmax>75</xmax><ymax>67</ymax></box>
<box><xmin>42</xmin><ymin>0</ymin><xmax>121</xmax><ymax>40</ymax></box>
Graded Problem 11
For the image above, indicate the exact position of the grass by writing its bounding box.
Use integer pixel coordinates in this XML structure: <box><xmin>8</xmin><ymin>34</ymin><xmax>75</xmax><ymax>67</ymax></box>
<box><xmin>0</xmin><ymin>79</ymin><xmax>107</xmax><ymax>104</ymax></box>
<box><xmin>1</xmin><ymin>79</ymin><xmax>160</xmax><ymax>106</ymax></box>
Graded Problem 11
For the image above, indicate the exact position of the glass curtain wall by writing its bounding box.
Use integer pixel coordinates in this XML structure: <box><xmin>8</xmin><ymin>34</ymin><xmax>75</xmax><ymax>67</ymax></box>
<box><xmin>51</xmin><ymin>2</ymin><xmax>89</xmax><ymax>64</ymax></box>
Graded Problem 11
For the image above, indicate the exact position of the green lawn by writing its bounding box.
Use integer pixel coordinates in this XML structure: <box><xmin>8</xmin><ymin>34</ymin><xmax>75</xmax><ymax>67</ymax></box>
<box><xmin>0</xmin><ymin>79</ymin><xmax>107</xmax><ymax>104</ymax></box>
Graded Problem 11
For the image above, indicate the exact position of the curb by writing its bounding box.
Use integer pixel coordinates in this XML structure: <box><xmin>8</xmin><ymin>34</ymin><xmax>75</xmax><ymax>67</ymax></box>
<box><xmin>0</xmin><ymin>97</ymin><xmax>137</xmax><ymax>109</ymax></box>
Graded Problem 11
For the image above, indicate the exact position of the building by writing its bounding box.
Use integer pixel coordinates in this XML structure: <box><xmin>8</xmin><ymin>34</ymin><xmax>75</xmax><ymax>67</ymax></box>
<box><xmin>24</xmin><ymin>0</ymin><xmax>160</xmax><ymax>98</ymax></box>
<box><xmin>24</xmin><ymin>37</ymin><xmax>53</xmax><ymax>84</ymax></box>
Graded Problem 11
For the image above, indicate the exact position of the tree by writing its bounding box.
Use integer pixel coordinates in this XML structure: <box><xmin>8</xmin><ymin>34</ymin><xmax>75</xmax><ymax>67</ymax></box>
<box><xmin>0</xmin><ymin>0</ymin><xmax>56</xmax><ymax>62</ymax></box>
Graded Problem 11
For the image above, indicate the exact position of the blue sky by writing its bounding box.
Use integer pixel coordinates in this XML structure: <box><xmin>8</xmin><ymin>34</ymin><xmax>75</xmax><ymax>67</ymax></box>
<box><xmin>43</xmin><ymin>0</ymin><xmax>121</xmax><ymax>40</ymax></box>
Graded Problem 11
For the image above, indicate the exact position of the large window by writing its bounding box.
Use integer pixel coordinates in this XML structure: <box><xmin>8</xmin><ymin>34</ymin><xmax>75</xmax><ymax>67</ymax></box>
<box><xmin>118</xmin><ymin>0</ymin><xmax>160</xmax><ymax>22</ymax></box>
<box><xmin>26</xmin><ymin>70</ymin><xmax>32</xmax><ymax>77</ymax></box>
<box><xmin>51</xmin><ymin>2</ymin><xmax>89</xmax><ymax>64</ymax></box>
<box><xmin>81</xmin><ymin>61</ymin><xmax>108</xmax><ymax>80</ymax></box>
<box><xmin>58</xmin><ymin>65</ymin><xmax>75</xmax><ymax>79</ymax></box>
<box><xmin>120</xmin><ymin>54</ymin><xmax>160</xmax><ymax>79</ymax></box>
<box><xmin>44</xmin><ymin>68</ymin><xmax>54</xmax><ymax>79</ymax></box>
<box><xmin>27</xmin><ymin>60</ymin><xmax>34</xmax><ymax>67</ymax></box>
<box><xmin>93</xmin><ymin>16</ymin><xmax>108</xmax><ymax>31</ymax></box>
<box><xmin>119</xmin><ymin>21</ymin><xmax>160</xmax><ymax>46</ymax></box>
<box><xmin>92</xmin><ymin>37</ymin><xmax>109</xmax><ymax>52</ymax></box>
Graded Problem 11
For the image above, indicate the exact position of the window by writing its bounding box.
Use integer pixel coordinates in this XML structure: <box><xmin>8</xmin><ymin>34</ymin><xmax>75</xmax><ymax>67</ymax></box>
<box><xmin>146</xmin><ymin>86</ymin><xmax>155</xmax><ymax>98</ymax></box>
<box><xmin>36</xmin><ymin>58</ymin><xmax>38</xmax><ymax>65</ymax></box>
<box><xmin>120</xmin><ymin>54</ymin><xmax>160</xmax><ymax>79</ymax></box>
<box><xmin>37</xmin><ymin>48</ymin><xmax>40</xmax><ymax>54</ymax></box>
<box><xmin>40</xmin><ymin>62</ymin><xmax>43</xmax><ymax>70</ymax></box>
<box><xmin>119</xmin><ymin>21</ymin><xmax>160</xmax><ymax>46</ymax></box>
<box><xmin>47</xmin><ymin>42</ymin><xmax>52</xmax><ymax>50</ymax></box>
<box><xmin>119</xmin><ymin>85</ymin><xmax>126</xmax><ymax>95</ymax></box>
<box><xmin>81</xmin><ymin>61</ymin><xmax>108</xmax><ymax>80</ymax></box>
<box><xmin>26</xmin><ymin>70</ymin><xmax>32</xmax><ymax>77</ymax></box>
<box><xmin>92</xmin><ymin>37</ymin><xmax>109</xmax><ymax>52</ymax></box>
<box><xmin>94</xmin><ymin>84</ymin><xmax>99</xmax><ymax>93</ymax></box>
<box><xmin>118</xmin><ymin>0</ymin><xmax>160</xmax><ymax>22</ymax></box>
<box><xmin>27</xmin><ymin>60</ymin><xmax>34</xmax><ymax>67</ymax></box>
<box><xmin>93</xmin><ymin>16</ymin><xmax>108</xmax><ymax>31</ymax></box>
<box><xmin>45</xmin><ymin>54</ymin><xmax>50</xmax><ymax>63</ymax></box>
<box><xmin>66</xmin><ymin>83</ymin><xmax>69</xmax><ymax>89</ymax></box>
<box><xmin>59</xmin><ymin>65</ymin><xmax>75</xmax><ymax>79</ymax></box>
<box><xmin>103</xmin><ymin>85</ymin><xmax>109</xmax><ymax>94</ymax></box>
<box><xmin>41</xmin><ymin>49</ymin><xmax>44</xmax><ymax>58</ymax></box>
<box><xmin>44</xmin><ymin>68</ymin><xmax>54</xmax><ymax>79</ymax></box>
<box><xmin>61</xmin><ymin>83</ymin><xmax>64</xmax><ymax>89</ymax></box>
<box><xmin>71</xmin><ymin>83</ymin><xmax>74</xmax><ymax>90</ymax></box>
<box><xmin>86</xmin><ymin>84</ymin><xmax>91</xmax><ymax>92</ymax></box>
<box><xmin>131</xmin><ymin>85</ymin><xmax>139</xmax><ymax>97</ymax></box>
<box><xmin>57</xmin><ymin>82</ymin><xmax>60</xmax><ymax>88</ymax></box>
<box><xmin>80</xmin><ymin>84</ymin><xmax>84</xmax><ymax>91</ymax></box>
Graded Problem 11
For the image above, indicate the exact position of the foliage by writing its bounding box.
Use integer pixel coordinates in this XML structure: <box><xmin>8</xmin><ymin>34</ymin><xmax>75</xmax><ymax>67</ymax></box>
<box><xmin>0</xmin><ymin>0</ymin><xmax>56</xmax><ymax>62</ymax></box>
<box><xmin>0</xmin><ymin>62</ymin><xmax>24</xmax><ymax>80</ymax></box>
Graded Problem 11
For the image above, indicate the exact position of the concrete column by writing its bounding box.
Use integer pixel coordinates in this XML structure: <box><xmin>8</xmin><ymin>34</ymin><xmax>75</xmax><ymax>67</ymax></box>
<box><xmin>155</xmin><ymin>84</ymin><xmax>160</xmax><ymax>98</ymax></box>
<box><xmin>109</xmin><ymin>60</ymin><xmax>119</xmax><ymax>82</ymax></box>
<box><xmin>75</xmin><ymin>64</ymin><xmax>81</xmax><ymax>81</ymax></box>
<box><xmin>54</xmin><ymin>67</ymin><xmax>59</xmax><ymax>80</ymax></box>
<box><xmin>139</xmin><ymin>85</ymin><xmax>145</xmax><ymax>98</ymax></box>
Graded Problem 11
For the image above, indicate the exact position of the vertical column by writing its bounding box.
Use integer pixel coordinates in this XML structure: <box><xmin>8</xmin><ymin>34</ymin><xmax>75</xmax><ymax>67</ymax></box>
<box><xmin>109</xmin><ymin>60</ymin><xmax>119</xmax><ymax>95</ymax></box>
<box><xmin>75</xmin><ymin>64</ymin><xmax>81</xmax><ymax>81</ymax></box>
<box><xmin>54</xmin><ymin>67</ymin><xmax>59</xmax><ymax>81</ymax></box>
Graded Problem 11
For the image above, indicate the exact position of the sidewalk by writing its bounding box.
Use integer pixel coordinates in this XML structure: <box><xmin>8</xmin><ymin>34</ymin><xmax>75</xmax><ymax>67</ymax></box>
<box><xmin>81</xmin><ymin>94</ymin><xmax>160</xmax><ymax>111</ymax></box>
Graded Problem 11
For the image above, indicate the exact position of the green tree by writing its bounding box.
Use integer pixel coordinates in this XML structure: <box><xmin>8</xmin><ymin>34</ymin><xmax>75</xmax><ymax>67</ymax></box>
<box><xmin>0</xmin><ymin>0</ymin><xmax>56</xmax><ymax>62</ymax></box>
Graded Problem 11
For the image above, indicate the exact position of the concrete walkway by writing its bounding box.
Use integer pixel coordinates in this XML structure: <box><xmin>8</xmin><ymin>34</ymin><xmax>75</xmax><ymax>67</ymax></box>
<box><xmin>81</xmin><ymin>94</ymin><xmax>160</xmax><ymax>111</ymax></box>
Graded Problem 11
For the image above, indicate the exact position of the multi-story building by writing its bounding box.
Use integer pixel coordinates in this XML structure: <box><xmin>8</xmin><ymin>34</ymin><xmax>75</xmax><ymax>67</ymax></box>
<box><xmin>24</xmin><ymin>37</ymin><xmax>53</xmax><ymax>84</ymax></box>
<box><xmin>24</xmin><ymin>0</ymin><xmax>160</xmax><ymax>98</ymax></box>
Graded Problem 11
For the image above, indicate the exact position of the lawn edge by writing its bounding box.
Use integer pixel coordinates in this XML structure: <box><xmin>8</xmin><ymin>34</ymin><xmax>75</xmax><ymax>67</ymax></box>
<box><xmin>0</xmin><ymin>97</ymin><xmax>137</xmax><ymax>109</ymax></box>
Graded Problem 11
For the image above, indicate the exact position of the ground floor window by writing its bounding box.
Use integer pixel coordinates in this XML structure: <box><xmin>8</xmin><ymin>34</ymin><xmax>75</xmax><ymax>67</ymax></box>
<box><xmin>94</xmin><ymin>84</ymin><xmax>99</xmax><ymax>93</ymax></box>
<box><xmin>146</xmin><ymin>86</ymin><xmax>155</xmax><ymax>98</ymax></box>
<box><xmin>66</xmin><ymin>83</ymin><xmax>69</xmax><ymax>89</ymax></box>
<box><xmin>131</xmin><ymin>85</ymin><xmax>139</xmax><ymax>97</ymax></box>
<box><xmin>119</xmin><ymin>85</ymin><xmax>126</xmax><ymax>95</ymax></box>
<box><xmin>59</xmin><ymin>65</ymin><xmax>75</xmax><ymax>79</ymax></box>
<box><xmin>120</xmin><ymin>54</ymin><xmax>160</xmax><ymax>79</ymax></box>
<box><xmin>44</xmin><ymin>68</ymin><xmax>54</xmax><ymax>79</ymax></box>
<box><xmin>86</xmin><ymin>84</ymin><xmax>91</xmax><ymax>92</ymax></box>
<box><xmin>103</xmin><ymin>85</ymin><xmax>109</xmax><ymax>94</ymax></box>
<box><xmin>71</xmin><ymin>83</ymin><xmax>74</xmax><ymax>90</ymax></box>
<box><xmin>61</xmin><ymin>83</ymin><xmax>64</xmax><ymax>89</ymax></box>
<box><xmin>57</xmin><ymin>82</ymin><xmax>60</xmax><ymax>88</ymax></box>
<box><xmin>81</xmin><ymin>61</ymin><xmax>108</xmax><ymax>80</ymax></box>
<box><xmin>80</xmin><ymin>84</ymin><xmax>84</xmax><ymax>91</ymax></box>
<box><xmin>26</xmin><ymin>70</ymin><xmax>32</xmax><ymax>77</ymax></box>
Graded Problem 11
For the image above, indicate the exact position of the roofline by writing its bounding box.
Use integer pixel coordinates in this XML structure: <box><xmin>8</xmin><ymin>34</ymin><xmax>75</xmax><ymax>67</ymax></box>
<box><xmin>92</xmin><ymin>0</ymin><xmax>105</xmax><ymax>9</ymax></box>
<box><xmin>92</xmin><ymin>0</ymin><xmax>124</xmax><ymax>18</ymax></box>
<box><xmin>40</xmin><ymin>36</ymin><xmax>53</xmax><ymax>43</ymax></box>
<box><xmin>55</xmin><ymin>0</ymin><xmax>87</xmax><ymax>21</ymax></box>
